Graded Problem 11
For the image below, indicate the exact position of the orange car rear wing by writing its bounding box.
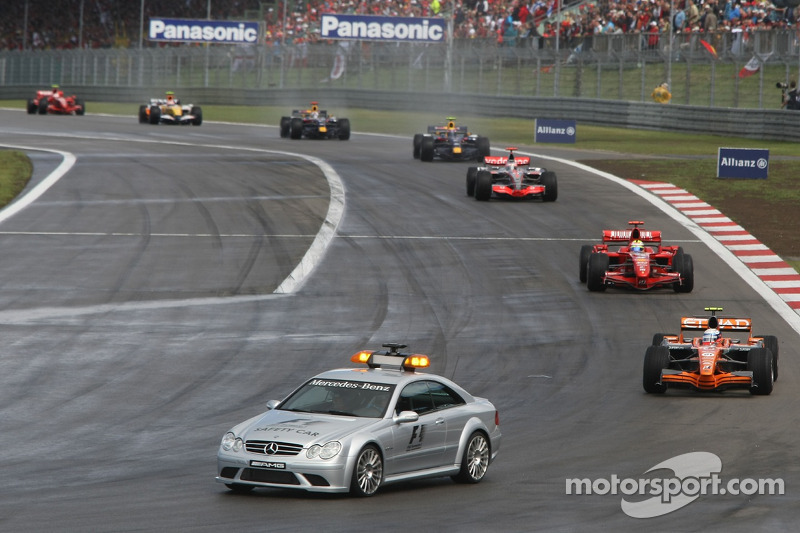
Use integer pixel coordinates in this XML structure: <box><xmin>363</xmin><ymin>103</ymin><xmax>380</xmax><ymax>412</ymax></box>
<box><xmin>602</xmin><ymin>229</ymin><xmax>662</xmax><ymax>244</ymax></box>
<box><xmin>680</xmin><ymin>316</ymin><xmax>752</xmax><ymax>332</ymax></box>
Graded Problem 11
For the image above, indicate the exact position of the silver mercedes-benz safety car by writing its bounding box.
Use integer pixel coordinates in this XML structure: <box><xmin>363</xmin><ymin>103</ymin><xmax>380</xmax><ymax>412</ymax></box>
<box><xmin>216</xmin><ymin>343</ymin><xmax>501</xmax><ymax>496</ymax></box>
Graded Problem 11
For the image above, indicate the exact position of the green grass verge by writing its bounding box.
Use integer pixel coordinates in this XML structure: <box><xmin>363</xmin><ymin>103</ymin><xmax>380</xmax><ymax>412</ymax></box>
<box><xmin>2</xmin><ymin>100</ymin><xmax>798</xmax><ymax>272</ymax></box>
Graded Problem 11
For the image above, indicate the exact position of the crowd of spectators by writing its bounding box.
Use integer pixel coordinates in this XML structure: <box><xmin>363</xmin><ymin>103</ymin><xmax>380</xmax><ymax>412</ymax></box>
<box><xmin>0</xmin><ymin>0</ymin><xmax>797</xmax><ymax>51</ymax></box>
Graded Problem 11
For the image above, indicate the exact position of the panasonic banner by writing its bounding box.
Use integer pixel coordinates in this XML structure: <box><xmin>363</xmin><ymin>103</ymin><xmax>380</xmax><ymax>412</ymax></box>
<box><xmin>149</xmin><ymin>19</ymin><xmax>260</xmax><ymax>44</ymax></box>
<box><xmin>320</xmin><ymin>14</ymin><xmax>445</xmax><ymax>43</ymax></box>
<box><xmin>717</xmin><ymin>147</ymin><xmax>769</xmax><ymax>179</ymax></box>
<box><xmin>534</xmin><ymin>119</ymin><xmax>576</xmax><ymax>143</ymax></box>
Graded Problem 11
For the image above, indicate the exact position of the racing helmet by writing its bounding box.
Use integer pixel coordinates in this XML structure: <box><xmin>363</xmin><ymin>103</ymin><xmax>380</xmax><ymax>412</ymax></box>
<box><xmin>630</xmin><ymin>239</ymin><xmax>644</xmax><ymax>252</ymax></box>
<box><xmin>165</xmin><ymin>91</ymin><xmax>175</xmax><ymax>103</ymax></box>
<box><xmin>702</xmin><ymin>328</ymin><xmax>720</xmax><ymax>344</ymax></box>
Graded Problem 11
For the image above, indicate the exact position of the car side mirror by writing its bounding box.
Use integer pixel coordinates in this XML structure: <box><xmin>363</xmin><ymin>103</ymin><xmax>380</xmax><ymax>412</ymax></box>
<box><xmin>393</xmin><ymin>410</ymin><xmax>419</xmax><ymax>424</ymax></box>
<box><xmin>266</xmin><ymin>399</ymin><xmax>281</xmax><ymax>410</ymax></box>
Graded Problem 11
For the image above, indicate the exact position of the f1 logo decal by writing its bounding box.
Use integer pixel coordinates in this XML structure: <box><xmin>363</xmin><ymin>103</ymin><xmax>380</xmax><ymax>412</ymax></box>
<box><xmin>407</xmin><ymin>424</ymin><xmax>426</xmax><ymax>451</ymax></box>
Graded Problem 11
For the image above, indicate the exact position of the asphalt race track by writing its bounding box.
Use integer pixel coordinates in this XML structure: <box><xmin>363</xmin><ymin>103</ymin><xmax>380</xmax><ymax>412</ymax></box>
<box><xmin>0</xmin><ymin>109</ymin><xmax>797</xmax><ymax>532</ymax></box>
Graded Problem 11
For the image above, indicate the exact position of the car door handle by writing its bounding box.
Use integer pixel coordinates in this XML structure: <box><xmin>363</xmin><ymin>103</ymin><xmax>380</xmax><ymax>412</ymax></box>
<box><xmin>435</xmin><ymin>418</ymin><xmax>445</xmax><ymax>425</ymax></box>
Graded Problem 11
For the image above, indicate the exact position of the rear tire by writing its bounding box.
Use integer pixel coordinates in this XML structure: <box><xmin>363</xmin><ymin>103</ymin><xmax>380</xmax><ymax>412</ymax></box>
<box><xmin>350</xmin><ymin>445</ymin><xmax>383</xmax><ymax>497</ymax></box>
<box><xmin>579</xmin><ymin>245</ymin><xmax>592</xmax><ymax>283</ymax></box>
<box><xmin>290</xmin><ymin>117</ymin><xmax>303</xmax><ymax>139</ymax></box>
<box><xmin>138</xmin><ymin>105</ymin><xmax>148</xmax><ymax>123</ymax></box>
<box><xmin>466</xmin><ymin>166</ymin><xmax>478</xmax><ymax>197</ymax></box>
<box><xmin>586</xmin><ymin>253</ymin><xmax>609</xmax><ymax>292</ymax></box>
<box><xmin>191</xmin><ymin>106</ymin><xmax>203</xmax><ymax>126</ymax></box>
<box><xmin>280</xmin><ymin>116</ymin><xmax>291</xmax><ymax>137</ymax></box>
<box><xmin>452</xmin><ymin>431</ymin><xmax>490</xmax><ymax>483</ymax></box>
<box><xmin>758</xmin><ymin>335</ymin><xmax>779</xmax><ymax>381</ymax></box>
<box><xmin>38</xmin><ymin>100</ymin><xmax>48</xmax><ymax>114</ymax></box>
<box><xmin>27</xmin><ymin>99</ymin><xmax>37</xmax><ymax>114</ymax></box>
<box><xmin>474</xmin><ymin>170</ymin><xmax>493</xmax><ymax>201</ymax></box>
<box><xmin>413</xmin><ymin>133</ymin><xmax>423</xmax><ymax>159</ymax></box>
<box><xmin>748</xmin><ymin>348</ymin><xmax>774</xmax><ymax>395</ymax></box>
<box><xmin>75</xmin><ymin>99</ymin><xmax>85</xmax><ymax>115</ymax></box>
<box><xmin>149</xmin><ymin>105</ymin><xmax>161</xmax><ymax>124</ymax></box>
<box><xmin>476</xmin><ymin>136</ymin><xmax>491</xmax><ymax>160</ymax></box>
<box><xmin>540</xmin><ymin>171</ymin><xmax>558</xmax><ymax>202</ymax></box>
<box><xmin>643</xmin><ymin>346</ymin><xmax>670</xmax><ymax>393</ymax></box>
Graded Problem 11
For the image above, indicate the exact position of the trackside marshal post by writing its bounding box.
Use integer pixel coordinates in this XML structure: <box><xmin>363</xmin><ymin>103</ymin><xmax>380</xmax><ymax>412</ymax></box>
<box><xmin>717</xmin><ymin>148</ymin><xmax>769</xmax><ymax>179</ymax></box>
<box><xmin>534</xmin><ymin>119</ymin><xmax>576</xmax><ymax>144</ymax></box>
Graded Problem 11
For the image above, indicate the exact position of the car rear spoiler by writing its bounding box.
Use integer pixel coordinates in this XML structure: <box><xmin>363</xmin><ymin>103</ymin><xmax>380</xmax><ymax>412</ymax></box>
<box><xmin>680</xmin><ymin>316</ymin><xmax>752</xmax><ymax>332</ymax></box>
<box><xmin>601</xmin><ymin>229</ymin><xmax>662</xmax><ymax>244</ymax></box>
<box><xmin>483</xmin><ymin>156</ymin><xmax>531</xmax><ymax>166</ymax></box>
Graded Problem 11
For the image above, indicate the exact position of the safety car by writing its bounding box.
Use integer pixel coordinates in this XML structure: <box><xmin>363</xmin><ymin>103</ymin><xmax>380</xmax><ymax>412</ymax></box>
<box><xmin>216</xmin><ymin>343</ymin><xmax>501</xmax><ymax>496</ymax></box>
<box><xmin>580</xmin><ymin>220</ymin><xmax>693</xmax><ymax>292</ymax></box>
<box><xmin>27</xmin><ymin>86</ymin><xmax>85</xmax><ymax>116</ymax></box>
<box><xmin>466</xmin><ymin>147</ymin><xmax>557</xmax><ymax>202</ymax></box>
<box><xmin>643</xmin><ymin>307</ymin><xmax>778</xmax><ymax>395</ymax></box>
<box><xmin>413</xmin><ymin>117</ymin><xmax>490</xmax><ymax>162</ymax></box>
<box><xmin>279</xmin><ymin>102</ymin><xmax>350</xmax><ymax>140</ymax></box>
<box><xmin>138</xmin><ymin>92</ymin><xmax>202</xmax><ymax>125</ymax></box>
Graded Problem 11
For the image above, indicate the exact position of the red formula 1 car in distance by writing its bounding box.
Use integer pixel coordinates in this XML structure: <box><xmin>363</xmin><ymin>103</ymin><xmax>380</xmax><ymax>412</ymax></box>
<box><xmin>27</xmin><ymin>86</ymin><xmax>85</xmax><ymax>116</ymax></box>
<box><xmin>580</xmin><ymin>220</ymin><xmax>693</xmax><ymax>292</ymax></box>
<box><xmin>466</xmin><ymin>147</ymin><xmax>557</xmax><ymax>202</ymax></box>
<box><xmin>643</xmin><ymin>307</ymin><xmax>778</xmax><ymax>395</ymax></box>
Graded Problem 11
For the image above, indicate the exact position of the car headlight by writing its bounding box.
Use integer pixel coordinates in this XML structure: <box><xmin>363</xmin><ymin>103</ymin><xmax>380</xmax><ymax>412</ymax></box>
<box><xmin>306</xmin><ymin>441</ymin><xmax>342</xmax><ymax>460</ymax></box>
<box><xmin>221</xmin><ymin>432</ymin><xmax>244</xmax><ymax>452</ymax></box>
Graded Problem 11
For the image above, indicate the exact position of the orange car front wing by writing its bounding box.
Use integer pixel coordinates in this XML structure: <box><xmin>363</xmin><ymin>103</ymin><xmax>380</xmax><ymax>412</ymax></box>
<box><xmin>661</xmin><ymin>369</ymin><xmax>753</xmax><ymax>391</ymax></box>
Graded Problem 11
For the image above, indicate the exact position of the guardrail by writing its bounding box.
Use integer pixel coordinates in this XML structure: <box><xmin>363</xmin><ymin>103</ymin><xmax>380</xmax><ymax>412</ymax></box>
<box><xmin>3</xmin><ymin>85</ymin><xmax>796</xmax><ymax>142</ymax></box>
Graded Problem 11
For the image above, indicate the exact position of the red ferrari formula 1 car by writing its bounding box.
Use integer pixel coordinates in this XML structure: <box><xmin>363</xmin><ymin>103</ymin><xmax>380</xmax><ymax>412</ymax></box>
<box><xmin>580</xmin><ymin>220</ymin><xmax>693</xmax><ymax>292</ymax></box>
<box><xmin>27</xmin><ymin>86</ymin><xmax>85</xmax><ymax>116</ymax></box>
<box><xmin>643</xmin><ymin>307</ymin><xmax>777</xmax><ymax>395</ymax></box>
<box><xmin>466</xmin><ymin>147</ymin><xmax>557</xmax><ymax>202</ymax></box>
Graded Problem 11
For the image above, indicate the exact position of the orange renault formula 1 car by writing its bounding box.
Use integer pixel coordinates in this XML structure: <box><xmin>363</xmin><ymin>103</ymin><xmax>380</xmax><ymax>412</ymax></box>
<box><xmin>643</xmin><ymin>307</ymin><xmax>778</xmax><ymax>395</ymax></box>
<box><xmin>580</xmin><ymin>220</ymin><xmax>693</xmax><ymax>292</ymax></box>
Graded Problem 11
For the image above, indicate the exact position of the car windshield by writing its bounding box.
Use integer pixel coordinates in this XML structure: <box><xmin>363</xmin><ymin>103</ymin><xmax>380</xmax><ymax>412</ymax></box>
<box><xmin>279</xmin><ymin>378</ymin><xmax>396</xmax><ymax>418</ymax></box>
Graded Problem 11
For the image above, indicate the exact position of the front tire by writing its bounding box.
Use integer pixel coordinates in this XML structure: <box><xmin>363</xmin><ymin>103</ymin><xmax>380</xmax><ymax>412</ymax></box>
<box><xmin>413</xmin><ymin>133</ymin><xmax>423</xmax><ymax>159</ymax></box>
<box><xmin>579</xmin><ymin>244</ymin><xmax>592</xmax><ymax>283</ymax></box>
<box><xmin>748</xmin><ymin>348</ymin><xmax>774</xmax><ymax>395</ymax></box>
<box><xmin>280</xmin><ymin>116</ymin><xmax>291</xmax><ymax>137</ymax></box>
<box><xmin>138</xmin><ymin>105</ymin><xmax>148</xmax><ymax>123</ymax></box>
<box><xmin>586</xmin><ymin>253</ymin><xmax>609</xmax><ymax>292</ymax></box>
<box><xmin>290</xmin><ymin>117</ymin><xmax>303</xmax><ymax>139</ymax></box>
<box><xmin>191</xmin><ymin>106</ymin><xmax>203</xmax><ymax>126</ymax></box>
<box><xmin>337</xmin><ymin>118</ymin><xmax>350</xmax><ymax>140</ymax></box>
<box><xmin>27</xmin><ymin>99</ymin><xmax>37</xmax><ymax>114</ymax></box>
<box><xmin>643</xmin><ymin>345</ymin><xmax>670</xmax><ymax>393</ymax></box>
<box><xmin>149</xmin><ymin>105</ymin><xmax>161</xmax><ymax>124</ymax></box>
<box><xmin>474</xmin><ymin>170</ymin><xmax>493</xmax><ymax>201</ymax></box>
<box><xmin>466</xmin><ymin>166</ymin><xmax>478</xmax><ymax>197</ymax></box>
<box><xmin>758</xmin><ymin>335</ymin><xmax>779</xmax><ymax>381</ymax></box>
<box><xmin>452</xmin><ymin>431</ymin><xmax>490</xmax><ymax>483</ymax></box>
<box><xmin>350</xmin><ymin>445</ymin><xmax>383</xmax><ymax>497</ymax></box>
<box><xmin>420</xmin><ymin>136</ymin><xmax>434</xmax><ymax>162</ymax></box>
<box><xmin>540</xmin><ymin>171</ymin><xmax>558</xmax><ymax>202</ymax></box>
<box><xmin>673</xmin><ymin>250</ymin><xmax>694</xmax><ymax>293</ymax></box>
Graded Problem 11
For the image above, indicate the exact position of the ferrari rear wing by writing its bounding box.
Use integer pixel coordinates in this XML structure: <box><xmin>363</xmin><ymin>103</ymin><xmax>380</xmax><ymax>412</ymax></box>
<box><xmin>602</xmin><ymin>229</ymin><xmax>662</xmax><ymax>244</ymax></box>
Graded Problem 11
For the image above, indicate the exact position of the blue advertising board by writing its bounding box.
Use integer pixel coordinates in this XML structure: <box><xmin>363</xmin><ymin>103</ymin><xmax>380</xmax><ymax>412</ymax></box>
<box><xmin>534</xmin><ymin>119</ymin><xmax>576</xmax><ymax>144</ymax></box>
<box><xmin>320</xmin><ymin>14</ymin><xmax>445</xmax><ymax>43</ymax></box>
<box><xmin>149</xmin><ymin>19</ymin><xmax>260</xmax><ymax>44</ymax></box>
<box><xmin>716</xmin><ymin>147</ymin><xmax>769</xmax><ymax>179</ymax></box>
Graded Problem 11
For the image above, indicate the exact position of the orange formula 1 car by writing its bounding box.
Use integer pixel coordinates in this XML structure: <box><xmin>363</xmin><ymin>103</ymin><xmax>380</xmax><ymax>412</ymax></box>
<box><xmin>643</xmin><ymin>307</ymin><xmax>778</xmax><ymax>395</ymax></box>
<box><xmin>580</xmin><ymin>220</ymin><xmax>693</xmax><ymax>292</ymax></box>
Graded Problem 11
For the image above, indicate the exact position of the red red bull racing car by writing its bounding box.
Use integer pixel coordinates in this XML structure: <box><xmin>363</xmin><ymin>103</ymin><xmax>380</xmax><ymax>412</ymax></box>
<box><xmin>579</xmin><ymin>221</ymin><xmax>693</xmax><ymax>292</ymax></box>
<box><xmin>466</xmin><ymin>147</ymin><xmax>557</xmax><ymax>202</ymax></box>
<box><xmin>643</xmin><ymin>307</ymin><xmax>777</xmax><ymax>395</ymax></box>
<box><xmin>27</xmin><ymin>86</ymin><xmax>85</xmax><ymax>116</ymax></box>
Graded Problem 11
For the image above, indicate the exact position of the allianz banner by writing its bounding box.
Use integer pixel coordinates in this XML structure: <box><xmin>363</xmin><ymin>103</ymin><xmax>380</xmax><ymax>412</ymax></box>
<box><xmin>534</xmin><ymin>119</ymin><xmax>576</xmax><ymax>143</ymax></box>
<box><xmin>717</xmin><ymin>147</ymin><xmax>769</xmax><ymax>179</ymax></box>
<box><xmin>320</xmin><ymin>14</ymin><xmax>445</xmax><ymax>43</ymax></box>
<box><xmin>149</xmin><ymin>19</ymin><xmax>261</xmax><ymax>44</ymax></box>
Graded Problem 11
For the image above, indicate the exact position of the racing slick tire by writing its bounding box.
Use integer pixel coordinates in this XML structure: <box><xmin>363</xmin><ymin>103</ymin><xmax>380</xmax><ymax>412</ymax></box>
<box><xmin>474</xmin><ymin>170</ymin><xmax>493</xmax><ymax>201</ymax></box>
<box><xmin>643</xmin><ymin>346</ymin><xmax>670</xmax><ymax>393</ymax></box>
<box><xmin>75</xmin><ymin>99</ymin><xmax>85</xmax><ymax>116</ymax></box>
<box><xmin>747</xmin><ymin>348</ymin><xmax>774</xmax><ymax>395</ymax></box>
<box><xmin>290</xmin><ymin>117</ymin><xmax>303</xmax><ymax>139</ymax></box>
<box><xmin>579</xmin><ymin>245</ymin><xmax>593</xmax><ymax>283</ymax></box>
<box><xmin>420</xmin><ymin>136</ymin><xmax>434</xmax><ymax>162</ymax></box>
<box><xmin>476</xmin><ymin>136</ymin><xmax>491</xmax><ymax>160</ymax></box>
<box><xmin>27</xmin><ymin>99</ymin><xmax>37</xmax><ymax>114</ymax></box>
<box><xmin>466</xmin><ymin>167</ymin><xmax>478</xmax><ymax>197</ymax></box>
<box><xmin>757</xmin><ymin>335</ymin><xmax>779</xmax><ymax>381</ymax></box>
<box><xmin>452</xmin><ymin>431</ymin><xmax>490</xmax><ymax>484</ymax></box>
<box><xmin>149</xmin><ymin>105</ymin><xmax>161</xmax><ymax>125</ymax></box>
<box><xmin>413</xmin><ymin>134</ymin><xmax>423</xmax><ymax>159</ymax></box>
<box><xmin>38</xmin><ymin>100</ymin><xmax>48</xmax><ymax>115</ymax></box>
<box><xmin>651</xmin><ymin>333</ymin><xmax>669</xmax><ymax>346</ymax></box>
<box><xmin>541</xmin><ymin>171</ymin><xmax>558</xmax><ymax>202</ymax></box>
<box><xmin>191</xmin><ymin>106</ymin><xmax>203</xmax><ymax>126</ymax></box>
<box><xmin>350</xmin><ymin>445</ymin><xmax>383</xmax><ymax>497</ymax></box>
<box><xmin>280</xmin><ymin>116</ymin><xmax>291</xmax><ymax>137</ymax></box>
<box><xmin>338</xmin><ymin>118</ymin><xmax>351</xmax><ymax>140</ymax></box>
<box><xmin>138</xmin><ymin>105</ymin><xmax>148</xmax><ymax>123</ymax></box>
<box><xmin>586</xmin><ymin>253</ymin><xmax>609</xmax><ymax>292</ymax></box>
<box><xmin>673</xmin><ymin>253</ymin><xmax>694</xmax><ymax>293</ymax></box>
<box><xmin>225</xmin><ymin>483</ymin><xmax>254</xmax><ymax>493</ymax></box>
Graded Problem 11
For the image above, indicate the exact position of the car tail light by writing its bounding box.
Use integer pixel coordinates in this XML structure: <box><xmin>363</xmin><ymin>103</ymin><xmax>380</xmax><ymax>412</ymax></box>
<box><xmin>495</xmin><ymin>410</ymin><xmax>500</xmax><ymax>426</ymax></box>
